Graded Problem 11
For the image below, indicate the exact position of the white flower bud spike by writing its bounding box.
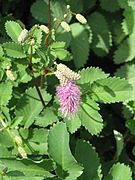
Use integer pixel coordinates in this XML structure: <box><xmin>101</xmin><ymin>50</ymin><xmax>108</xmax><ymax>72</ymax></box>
<box><xmin>66</xmin><ymin>5</ymin><xmax>70</xmax><ymax>9</ymax></box>
<box><xmin>40</xmin><ymin>25</ymin><xmax>49</xmax><ymax>34</ymax></box>
<box><xmin>55</xmin><ymin>63</ymin><xmax>80</xmax><ymax>86</ymax></box>
<box><xmin>6</xmin><ymin>69</ymin><xmax>15</xmax><ymax>81</ymax></box>
<box><xmin>76</xmin><ymin>14</ymin><xmax>87</xmax><ymax>24</ymax></box>
<box><xmin>18</xmin><ymin>29</ymin><xmax>28</xmax><ymax>44</ymax></box>
<box><xmin>61</xmin><ymin>21</ymin><xmax>71</xmax><ymax>32</ymax></box>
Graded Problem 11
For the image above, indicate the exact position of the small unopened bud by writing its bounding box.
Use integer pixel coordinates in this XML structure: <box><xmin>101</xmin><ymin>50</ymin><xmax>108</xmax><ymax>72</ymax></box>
<box><xmin>76</xmin><ymin>14</ymin><xmax>87</xmax><ymax>24</ymax></box>
<box><xmin>61</xmin><ymin>21</ymin><xmax>71</xmax><ymax>32</ymax></box>
<box><xmin>53</xmin><ymin>18</ymin><xmax>57</xmax><ymax>22</ymax></box>
<box><xmin>29</xmin><ymin>38</ymin><xmax>35</xmax><ymax>46</ymax></box>
<box><xmin>18</xmin><ymin>29</ymin><xmax>28</xmax><ymax>44</ymax></box>
<box><xmin>40</xmin><ymin>25</ymin><xmax>49</xmax><ymax>34</ymax></box>
<box><xmin>14</xmin><ymin>136</ymin><xmax>22</xmax><ymax>146</ymax></box>
<box><xmin>18</xmin><ymin>147</ymin><xmax>27</xmax><ymax>158</ymax></box>
<box><xmin>6</xmin><ymin>66</ymin><xmax>10</xmax><ymax>70</ymax></box>
<box><xmin>66</xmin><ymin>5</ymin><xmax>70</xmax><ymax>9</ymax></box>
<box><xmin>6</xmin><ymin>69</ymin><xmax>15</xmax><ymax>81</ymax></box>
<box><xmin>64</xmin><ymin>14</ymin><xmax>67</xmax><ymax>18</ymax></box>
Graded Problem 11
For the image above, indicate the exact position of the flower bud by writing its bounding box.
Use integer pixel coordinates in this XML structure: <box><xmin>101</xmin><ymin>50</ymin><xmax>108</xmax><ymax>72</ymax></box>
<box><xmin>29</xmin><ymin>38</ymin><xmax>35</xmax><ymax>46</ymax></box>
<box><xmin>61</xmin><ymin>21</ymin><xmax>71</xmax><ymax>32</ymax></box>
<box><xmin>76</xmin><ymin>14</ymin><xmax>87</xmax><ymax>24</ymax></box>
<box><xmin>56</xmin><ymin>63</ymin><xmax>80</xmax><ymax>81</ymax></box>
<box><xmin>6</xmin><ymin>69</ymin><xmax>15</xmax><ymax>81</ymax></box>
<box><xmin>53</xmin><ymin>18</ymin><xmax>57</xmax><ymax>22</ymax></box>
<box><xmin>18</xmin><ymin>29</ymin><xmax>28</xmax><ymax>44</ymax></box>
<box><xmin>40</xmin><ymin>25</ymin><xmax>49</xmax><ymax>34</ymax></box>
<box><xmin>18</xmin><ymin>147</ymin><xmax>27</xmax><ymax>158</ymax></box>
<box><xmin>66</xmin><ymin>5</ymin><xmax>70</xmax><ymax>9</ymax></box>
<box><xmin>64</xmin><ymin>14</ymin><xmax>67</xmax><ymax>18</ymax></box>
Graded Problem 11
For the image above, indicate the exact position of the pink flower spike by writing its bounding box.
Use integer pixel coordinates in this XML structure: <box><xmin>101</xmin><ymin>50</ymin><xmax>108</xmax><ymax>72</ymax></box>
<box><xmin>56</xmin><ymin>81</ymin><xmax>81</xmax><ymax>118</ymax></box>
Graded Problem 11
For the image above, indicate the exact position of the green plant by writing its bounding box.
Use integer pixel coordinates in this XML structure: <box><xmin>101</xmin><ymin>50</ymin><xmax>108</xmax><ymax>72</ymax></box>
<box><xmin>0</xmin><ymin>0</ymin><xmax>135</xmax><ymax>179</ymax></box>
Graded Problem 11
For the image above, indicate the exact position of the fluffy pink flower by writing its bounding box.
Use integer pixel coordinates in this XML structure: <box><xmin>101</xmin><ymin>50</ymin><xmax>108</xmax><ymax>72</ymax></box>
<box><xmin>56</xmin><ymin>81</ymin><xmax>81</xmax><ymax>118</ymax></box>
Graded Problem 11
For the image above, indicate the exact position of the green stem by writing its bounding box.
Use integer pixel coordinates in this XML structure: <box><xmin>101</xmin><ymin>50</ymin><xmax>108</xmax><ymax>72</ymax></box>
<box><xmin>29</xmin><ymin>45</ymin><xmax>46</xmax><ymax>108</ymax></box>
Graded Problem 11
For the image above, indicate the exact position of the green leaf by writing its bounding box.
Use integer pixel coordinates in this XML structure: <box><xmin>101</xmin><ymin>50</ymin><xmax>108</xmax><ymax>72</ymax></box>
<box><xmin>79</xmin><ymin>96</ymin><xmax>103</xmax><ymax>135</ymax></box>
<box><xmin>54</xmin><ymin>49</ymin><xmax>71</xmax><ymax>61</ymax></box>
<box><xmin>16</xmin><ymin>63</ymin><xmax>32</xmax><ymax>83</ymax></box>
<box><xmin>5</xmin><ymin>21</ymin><xmax>23</xmax><ymax>42</ymax></box>
<box><xmin>51</xmin><ymin>0</ymin><xmax>66</xmax><ymax>20</ymax></box>
<box><xmin>100</xmin><ymin>0</ymin><xmax>120</xmax><ymax>12</ymax></box>
<box><xmin>126</xmin><ymin>119</ymin><xmax>135</xmax><ymax>135</ymax></box>
<box><xmin>75</xmin><ymin>140</ymin><xmax>102</xmax><ymax>180</ymax></box>
<box><xmin>0</xmin><ymin>145</ymin><xmax>13</xmax><ymax>158</ymax></box>
<box><xmin>48</xmin><ymin>122</ymin><xmax>83</xmax><ymax>179</ymax></box>
<box><xmin>27</xmin><ymin>128</ymin><xmax>49</xmax><ymax>155</ymax></box>
<box><xmin>88</xmin><ymin>12</ymin><xmax>112</xmax><ymax>57</ymax></box>
<box><xmin>10</xmin><ymin>116</ymin><xmax>23</xmax><ymax>129</ymax></box>
<box><xmin>0</xmin><ymin>45</ymin><xmax>4</xmax><ymax>57</ymax></box>
<box><xmin>64</xmin><ymin>115</ymin><xmax>81</xmax><ymax>134</ymax></box>
<box><xmin>56</xmin><ymin>31</ymin><xmax>71</xmax><ymax>48</ymax></box>
<box><xmin>128</xmin><ymin>0</ymin><xmax>135</xmax><ymax>9</ymax></box>
<box><xmin>31</xmin><ymin>0</ymin><xmax>66</xmax><ymax>23</ymax></box>
<box><xmin>122</xmin><ymin>7</ymin><xmax>135</xmax><ymax>35</ymax></box>
<box><xmin>50</xmin><ymin>41</ymin><xmax>71</xmax><ymax>61</ymax></box>
<box><xmin>34</xmin><ymin>107</ymin><xmax>59</xmax><ymax>127</ymax></box>
<box><xmin>83</xmin><ymin>0</ymin><xmax>96</xmax><ymax>10</ymax></box>
<box><xmin>104</xmin><ymin>163</ymin><xmax>132</xmax><ymax>180</ymax></box>
<box><xmin>71</xmin><ymin>23</ymin><xmax>89</xmax><ymax>69</ymax></box>
<box><xmin>114</xmin><ymin>34</ymin><xmax>135</xmax><ymax>64</ymax></box>
<box><xmin>3</xmin><ymin>177</ymin><xmax>45</xmax><ymax>180</ymax></box>
<box><xmin>122</xmin><ymin>102</ymin><xmax>134</xmax><ymax>120</ymax></box>
<box><xmin>15</xmin><ymin>87</ymin><xmax>52</xmax><ymax>128</ymax></box>
<box><xmin>3</xmin><ymin>43</ymin><xmax>26</xmax><ymax>58</ymax></box>
<box><xmin>91</xmin><ymin>77</ymin><xmax>133</xmax><ymax>103</ymax></box>
<box><xmin>0</xmin><ymin>82</ymin><xmax>12</xmax><ymax>107</ymax></box>
<box><xmin>115</xmin><ymin>63</ymin><xmax>135</xmax><ymax>99</ymax></box>
<box><xmin>117</xmin><ymin>0</ymin><xmax>128</xmax><ymax>8</ymax></box>
<box><xmin>32</xmin><ymin>28</ymin><xmax>42</xmax><ymax>46</ymax></box>
<box><xmin>113</xmin><ymin>130</ymin><xmax>124</xmax><ymax>158</ymax></box>
<box><xmin>78</xmin><ymin>67</ymin><xmax>109</xmax><ymax>85</ymax></box>
<box><xmin>0</xmin><ymin>130</ymin><xmax>14</xmax><ymax>148</ymax></box>
<box><xmin>51</xmin><ymin>41</ymin><xmax>65</xmax><ymax>49</ymax></box>
<box><xmin>31</xmin><ymin>0</ymin><xmax>49</xmax><ymax>23</ymax></box>
<box><xmin>19</xmin><ymin>128</ymin><xmax>29</xmax><ymax>140</ymax></box>
<box><xmin>67</xmin><ymin>0</ymin><xmax>83</xmax><ymax>13</ymax></box>
<box><xmin>1</xmin><ymin>158</ymin><xmax>54</xmax><ymax>177</ymax></box>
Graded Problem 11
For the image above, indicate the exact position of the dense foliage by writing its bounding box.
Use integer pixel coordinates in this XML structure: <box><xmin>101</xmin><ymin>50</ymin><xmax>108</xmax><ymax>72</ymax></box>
<box><xmin>0</xmin><ymin>0</ymin><xmax>135</xmax><ymax>179</ymax></box>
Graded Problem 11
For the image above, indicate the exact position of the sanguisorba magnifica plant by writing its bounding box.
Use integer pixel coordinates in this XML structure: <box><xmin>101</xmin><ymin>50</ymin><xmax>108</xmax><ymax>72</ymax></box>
<box><xmin>0</xmin><ymin>0</ymin><xmax>134</xmax><ymax>179</ymax></box>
